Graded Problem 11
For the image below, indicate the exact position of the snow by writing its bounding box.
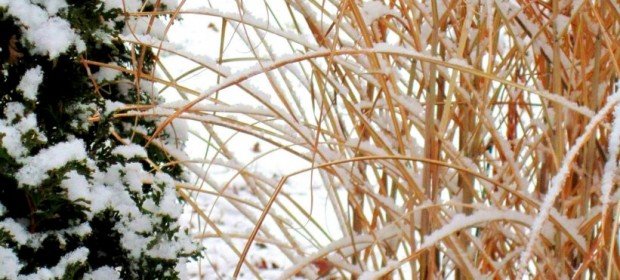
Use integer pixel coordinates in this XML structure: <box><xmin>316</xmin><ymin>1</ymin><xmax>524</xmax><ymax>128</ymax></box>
<box><xmin>0</xmin><ymin>103</ymin><xmax>43</xmax><ymax>159</ymax></box>
<box><xmin>161</xmin><ymin>101</ymin><xmax>275</xmax><ymax>116</ymax></box>
<box><xmin>88</xmin><ymin>184</ymin><xmax>114</xmax><ymax>214</ymax></box>
<box><xmin>147</xmin><ymin>0</ymin><xmax>178</xmax><ymax>9</ymax></box>
<box><xmin>146</xmin><ymin>242</ymin><xmax>180</xmax><ymax>260</ymax></box>
<box><xmin>15</xmin><ymin>114</ymin><xmax>41</xmax><ymax>137</ymax></box>
<box><xmin>571</xmin><ymin>0</ymin><xmax>586</xmax><ymax>16</ymax></box>
<box><xmin>94</xmin><ymin>63</ymin><xmax>121</xmax><ymax>82</ymax></box>
<box><xmin>153</xmin><ymin>173</ymin><xmax>182</xmax><ymax>217</ymax></box>
<box><xmin>60</xmin><ymin>171</ymin><xmax>91</xmax><ymax>202</ymax></box>
<box><xmin>159</xmin><ymin>187</ymin><xmax>182</xmax><ymax>218</ymax></box>
<box><xmin>361</xmin><ymin>1</ymin><xmax>397</xmax><ymax>23</ymax></box>
<box><xmin>126</xmin><ymin>215</ymin><xmax>152</xmax><ymax>233</ymax></box>
<box><xmin>111</xmin><ymin>144</ymin><xmax>147</xmax><ymax>159</ymax></box>
<box><xmin>111</xmin><ymin>1</ymin><xmax>614</xmax><ymax>278</ymax></box>
<box><xmin>82</xmin><ymin>266</ymin><xmax>120</xmax><ymax>280</ymax></box>
<box><xmin>17</xmin><ymin>66</ymin><xmax>43</xmax><ymax>100</ymax></box>
<box><xmin>124</xmin><ymin>17</ymin><xmax>167</xmax><ymax>39</ymax></box>
<box><xmin>0</xmin><ymin>218</ymin><xmax>29</xmax><ymax>245</ymax></box>
<box><xmin>175</xmin><ymin>259</ymin><xmax>188</xmax><ymax>280</ymax></box>
<box><xmin>141</xmin><ymin>199</ymin><xmax>158</xmax><ymax>214</ymax></box>
<box><xmin>356</xmin><ymin>209</ymin><xmax>544</xmax><ymax>278</ymax></box>
<box><xmin>164</xmin><ymin>118</ymin><xmax>189</xmax><ymax>146</ymax></box>
<box><xmin>4</xmin><ymin>102</ymin><xmax>26</xmax><ymax>121</ymax></box>
<box><xmin>31</xmin><ymin>0</ymin><xmax>67</xmax><ymax>14</ymax></box>
<box><xmin>102</xmin><ymin>0</ymin><xmax>141</xmax><ymax>12</ymax></box>
<box><xmin>1</xmin><ymin>0</ymin><xmax>82</xmax><ymax>58</ymax></box>
<box><xmin>0</xmin><ymin>124</ymin><xmax>26</xmax><ymax>158</ymax></box>
<box><xmin>116</xmin><ymin>228</ymin><xmax>153</xmax><ymax>259</ymax></box>
<box><xmin>420</xmin><ymin>22</ymin><xmax>432</xmax><ymax>43</ymax></box>
<box><xmin>20</xmin><ymin>247</ymin><xmax>89</xmax><ymax>280</ymax></box>
<box><xmin>497</xmin><ymin>0</ymin><xmax>519</xmax><ymax>18</ymax></box>
<box><xmin>67</xmin><ymin>103</ymin><xmax>97</xmax><ymax>131</ymax></box>
<box><xmin>27</xmin><ymin>17</ymin><xmax>79</xmax><ymax>58</ymax></box>
<box><xmin>114</xmin><ymin>201</ymin><xmax>195</xmax><ymax>260</ymax></box>
<box><xmin>518</xmin><ymin>91</ymin><xmax>620</xmax><ymax>275</ymax></box>
<box><xmin>0</xmin><ymin>1</ymin><xmax>197</xmax><ymax>278</ymax></box>
<box><xmin>67</xmin><ymin>222</ymin><xmax>92</xmax><ymax>238</ymax></box>
<box><xmin>104</xmin><ymin>100</ymin><xmax>125</xmax><ymax>115</ymax></box>
<box><xmin>421</xmin><ymin>209</ymin><xmax>550</xmax><ymax>249</ymax></box>
<box><xmin>0</xmin><ymin>247</ymin><xmax>22</xmax><ymax>280</ymax></box>
<box><xmin>279</xmin><ymin>223</ymin><xmax>403</xmax><ymax>279</ymax></box>
<box><xmin>555</xmin><ymin>15</ymin><xmax>570</xmax><ymax>33</ymax></box>
<box><xmin>358</xmin><ymin>268</ymin><xmax>384</xmax><ymax>279</ymax></box>
<box><xmin>448</xmin><ymin>57</ymin><xmax>469</xmax><ymax>67</ymax></box>
<box><xmin>122</xmin><ymin>163</ymin><xmax>149</xmax><ymax>194</ymax></box>
<box><xmin>601</xmin><ymin>83</ymin><xmax>620</xmax><ymax>215</ymax></box>
<box><xmin>139</xmin><ymin>79</ymin><xmax>158</xmax><ymax>99</ymax></box>
<box><xmin>16</xmin><ymin>139</ymin><xmax>88</xmax><ymax>187</ymax></box>
<box><xmin>549</xmin><ymin>209</ymin><xmax>586</xmax><ymax>250</ymax></box>
<box><xmin>50</xmin><ymin>247</ymin><xmax>89</xmax><ymax>275</ymax></box>
<box><xmin>78</xmin><ymin>159</ymin><xmax>195</xmax><ymax>264</ymax></box>
<box><xmin>3</xmin><ymin>0</ymin><xmax>49</xmax><ymax>28</ymax></box>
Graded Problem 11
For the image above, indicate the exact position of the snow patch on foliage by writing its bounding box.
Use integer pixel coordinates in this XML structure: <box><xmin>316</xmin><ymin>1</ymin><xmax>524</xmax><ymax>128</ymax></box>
<box><xmin>0</xmin><ymin>218</ymin><xmax>29</xmax><ymax>245</ymax></box>
<box><xmin>0</xmin><ymin>0</ymin><xmax>84</xmax><ymax>58</ymax></box>
<box><xmin>104</xmin><ymin>100</ymin><xmax>125</xmax><ymax>115</ymax></box>
<box><xmin>61</xmin><ymin>171</ymin><xmax>91</xmax><ymax>202</ymax></box>
<box><xmin>0</xmin><ymin>102</ymin><xmax>45</xmax><ymax>159</ymax></box>
<box><xmin>27</xmin><ymin>17</ymin><xmax>81</xmax><ymax>58</ymax></box>
<box><xmin>16</xmin><ymin>139</ymin><xmax>87</xmax><ymax>187</ymax></box>
<box><xmin>0</xmin><ymin>247</ymin><xmax>22</xmax><ymax>279</ymax></box>
<box><xmin>112</xmin><ymin>144</ymin><xmax>148</xmax><ymax>159</ymax></box>
<box><xmin>20</xmin><ymin>247</ymin><xmax>89</xmax><ymax>280</ymax></box>
<box><xmin>17</xmin><ymin>66</ymin><xmax>43</xmax><ymax>100</ymax></box>
<box><xmin>0</xmin><ymin>124</ymin><xmax>27</xmax><ymax>158</ymax></box>
<box><xmin>94</xmin><ymin>63</ymin><xmax>121</xmax><ymax>82</ymax></box>
<box><xmin>102</xmin><ymin>0</ymin><xmax>141</xmax><ymax>12</ymax></box>
<box><xmin>4</xmin><ymin>102</ymin><xmax>25</xmax><ymax>121</ymax></box>
<box><xmin>0</xmin><ymin>0</ymin><xmax>197</xmax><ymax>278</ymax></box>
<box><xmin>82</xmin><ymin>266</ymin><xmax>121</xmax><ymax>280</ymax></box>
<box><xmin>31</xmin><ymin>0</ymin><xmax>68</xmax><ymax>14</ymax></box>
<box><xmin>66</xmin><ymin>103</ymin><xmax>97</xmax><ymax>132</ymax></box>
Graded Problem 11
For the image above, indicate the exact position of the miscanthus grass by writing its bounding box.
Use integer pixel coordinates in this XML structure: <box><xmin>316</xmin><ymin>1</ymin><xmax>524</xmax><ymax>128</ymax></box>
<box><xmin>116</xmin><ymin>0</ymin><xmax>620</xmax><ymax>278</ymax></box>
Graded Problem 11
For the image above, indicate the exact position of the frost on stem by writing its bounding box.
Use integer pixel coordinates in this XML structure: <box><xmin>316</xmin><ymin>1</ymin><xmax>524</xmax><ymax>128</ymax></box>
<box><xmin>601</xmin><ymin>82</ymin><xmax>620</xmax><ymax>218</ymax></box>
<box><xmin>517</xmin><ymin>91</ymin><xmax>620</xmax><ymax>276</ymax></box>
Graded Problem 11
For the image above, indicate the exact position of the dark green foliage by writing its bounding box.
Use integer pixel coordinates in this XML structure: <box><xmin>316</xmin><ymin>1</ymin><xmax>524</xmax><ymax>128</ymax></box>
<box><xmin>0</xmin><ymin>1</ymin><xmax>198</xmax><ymax>279</ymax></box>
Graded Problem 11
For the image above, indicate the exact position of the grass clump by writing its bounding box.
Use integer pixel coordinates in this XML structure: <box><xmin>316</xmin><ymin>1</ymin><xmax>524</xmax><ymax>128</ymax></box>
<box><xmin>127</xmin><ymin>0</ymin><xmax>620</xmax><ymax>278</ymax></box>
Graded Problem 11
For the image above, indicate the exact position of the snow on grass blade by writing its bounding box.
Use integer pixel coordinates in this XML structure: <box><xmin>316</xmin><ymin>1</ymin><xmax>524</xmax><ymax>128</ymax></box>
<box><xmin>517</xmin><ymin>91</ymin><xmax>620</xmax><ymax>277</ymax></box>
